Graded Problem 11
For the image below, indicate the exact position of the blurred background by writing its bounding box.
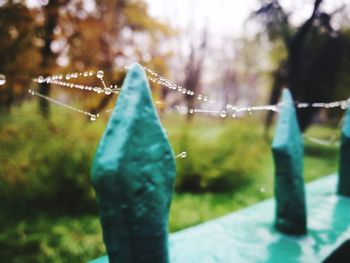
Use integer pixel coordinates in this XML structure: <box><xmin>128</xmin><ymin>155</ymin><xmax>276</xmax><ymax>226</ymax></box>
<box><xmin>1</xmin><ymin>0</ymin><xmax>350</xmax><ymax>261</ymax></box>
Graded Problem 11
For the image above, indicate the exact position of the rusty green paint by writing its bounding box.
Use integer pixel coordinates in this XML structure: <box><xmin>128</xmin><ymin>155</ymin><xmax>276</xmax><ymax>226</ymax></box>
<box><xmin>338</xmin><ymin>105</ymin><xmax>350</xmax><ymax>197</ymax></box>
<box><xmin>91</xmin><ymin>63</ymin><xmax>176</xmax><ymax>263</ymax></box>
<box><xmin>272</xmin><ymin>89</ymin><xmax>307</xmax><ymax>236</ymax></box>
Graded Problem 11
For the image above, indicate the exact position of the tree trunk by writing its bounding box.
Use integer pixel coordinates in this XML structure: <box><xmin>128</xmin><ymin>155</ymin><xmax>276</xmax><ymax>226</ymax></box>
<box><xmin>39</xmin><ymin>0</ymin><xmax>60</xmax><ymax>117</ymax></box>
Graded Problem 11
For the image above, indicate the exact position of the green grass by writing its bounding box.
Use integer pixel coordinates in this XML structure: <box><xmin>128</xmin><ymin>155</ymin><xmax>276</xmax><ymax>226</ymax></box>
<box><xmin>0</xmin><ymin>102</ymin><xmax>340</xmax><ymax>262</ymax></box>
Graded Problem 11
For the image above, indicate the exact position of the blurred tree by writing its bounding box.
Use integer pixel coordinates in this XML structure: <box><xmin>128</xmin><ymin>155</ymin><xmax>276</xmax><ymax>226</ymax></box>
<box><xmin>0</xmin><ymin>0</ymin><xmax>173</xmax><ymax>116</ymax></box>
<box><xmin>63</xmin><ymin>0</ymin><xmax>173</xmax><ymax>114</ymax></box>
<box><xmin>38</xmin><ymin>0</ymin><xmax>70</xmax><ymax>117</ymax></box>
<box><xmin>253</xmin><ymin>0</ymin><xmax>350</xmax><ymax>131</ymax></box>
<box><xmin>183</xmin><ymin>28</ymin><xmax>208</xmax><ymax>121</ymax></box>
<box><xmin>0</xmin><ymin>1</ymin><xmax>40</xmax><ymax>111</ymax></box>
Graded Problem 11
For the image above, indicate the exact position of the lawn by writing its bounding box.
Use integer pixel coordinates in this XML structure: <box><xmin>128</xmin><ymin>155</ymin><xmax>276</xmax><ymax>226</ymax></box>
<box><xmin>0</xmin><ymin>101</ymin><xmax>340</xmax><ymax>262</ymax></box>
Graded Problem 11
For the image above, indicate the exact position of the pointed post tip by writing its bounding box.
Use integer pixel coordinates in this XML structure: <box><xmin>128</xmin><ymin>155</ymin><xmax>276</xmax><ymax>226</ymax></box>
<box><xmin>126</xmin><ymin>63</ymin><xmax>147</xmax><ymax>79</ymax></box>
<box><xmin>272</xmin><ymin>88</ymin><xmax>300</xmax><ymax>149</ymax></box>
<box><xmin>281</xmin><ymin>88</ymin><xmax>292</xmax><ymax>102</ymax></box>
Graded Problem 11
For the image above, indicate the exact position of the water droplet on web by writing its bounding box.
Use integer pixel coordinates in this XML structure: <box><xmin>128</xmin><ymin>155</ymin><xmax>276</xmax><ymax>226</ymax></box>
<box><xmin>220</xmin><ymin>110</ymin><xmax>227</xmax><ymax>118</ymax></box>
<box><xmin>104</xmin><ymin>88</ymin><xmax>112</xmax><ymax>95</ymax></box>
<box><xmin>83</xmin><ymin>72</ymin><xmax>89</xmax><ymax>77</ymax></box>
<box><xmin>180</xmin><ymin>151</ymin><xmax>187</xmax><ymax>158</ymax></box>
<box><xmin>96</xmin><ymin>70</ymin><xmax>104</xmax><ymax>79</ymax></box>
<box><xmin>341</xmin><ymin>102</ymin><xmax>348</xmax><ymax>110</ymax></box>
<box><xmin>197</xmin><ymin>95</ymin><xmax>202</xmax><ymax>100</ymax></box>
<box><xmin>0</xmin><ymin>74</ymin><xmax>6</xmax><ymax>85</ymax></box>
<box><xmin>90</xmin><ymin>114</ymin><xmax>97</xmax><ymax>121</ymax></box>
<box><xmin>37</xmin><ymin>76</ymin><xmax>44</xmax><ymax>83</ymax></box>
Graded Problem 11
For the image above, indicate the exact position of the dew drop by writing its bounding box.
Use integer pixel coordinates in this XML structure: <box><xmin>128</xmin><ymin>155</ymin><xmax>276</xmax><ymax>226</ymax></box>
<box><xmin>197</xmin><ymin>95</ymin><xmax>203</xmax><ymax>100</ymax></box>
<box><xmin>37</xmin><ymin>76</ymin><xmax>44</xmax><ymax>83</ymax></box>
<box><xmin>0</xmin><ymin>74</ymin><xmax>6</xmax><ymax>85</ymax></box>
<box><xmin>180</xmin><ymin>151</ymin><xmax>187</xmax><ymax>158</ymax></box>
<box><xmin>220</xmin><ymin>110</ymin><xmax>227</xmax><ymax>118</ymax></box>
<box><xmin>104</xmin><ymin>88</ymin><xmax>112</xmax><ymax>95</ymax></box>
<box><xmin>189</xmin><ymin>109</ymin><xmax>194</xmax><ymax>114</ymax></box>
<box><xmin>90</xmin><ymin>114</ymin><xmax>97</xmax><ymax>121</ymax></box>
<box><xmin>83</xmin><ymin>72</ymin><xmax>89</xmax><ymax>77</ymax></box>
<box><xmin>96</xmin><ymin>70</ymin><xmax>104</xmax><ymax>79</ymax></box>
<box><xmin>341</xmin><ymin>102</ymin><xmax>348</xmax><ymax>110</ymax></box>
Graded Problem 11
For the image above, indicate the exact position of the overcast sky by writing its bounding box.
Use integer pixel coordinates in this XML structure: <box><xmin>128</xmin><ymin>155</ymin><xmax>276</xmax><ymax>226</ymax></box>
<box><xmin>24</xmin><ymin>0</ymin><xmax>349</xmax><ymax>38</ymax></box>
<box><xmin>145</xmin><ymin>0</ymin><xmax>349</xmax><ymax>38</ymax></box>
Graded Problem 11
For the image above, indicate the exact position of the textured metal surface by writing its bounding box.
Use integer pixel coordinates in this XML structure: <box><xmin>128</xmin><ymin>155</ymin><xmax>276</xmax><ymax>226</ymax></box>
<box><xmin>91</xmin><ymin>63</ymin><xmax>176</xmax><ymax>263</ymax></box>
<box><xmin>338</xmin><ymin>106</ymin><xmax>350</xmax><ymax>197</ymax></box>
<box><xmin>90</xmin><ymin>175</ymin><xmax>350</xmax><ymax>263</ymax></box>
<box><xmin>272</xmin><ymin>89</ymin><xmax>307</xmax><ymax>235</ymax></box>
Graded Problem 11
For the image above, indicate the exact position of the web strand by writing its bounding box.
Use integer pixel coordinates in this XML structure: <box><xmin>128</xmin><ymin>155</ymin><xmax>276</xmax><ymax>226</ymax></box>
<box><xmin>28</xmin><ymin>89</ymin><xmax>99</xmax><ymax>121</ymax></box>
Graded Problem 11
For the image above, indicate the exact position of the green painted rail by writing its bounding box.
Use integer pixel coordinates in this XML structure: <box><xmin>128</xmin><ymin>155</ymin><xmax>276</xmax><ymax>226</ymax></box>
<box><xmin>91</xmin><ymin>175</ymin><xmax>350</xmax><ymax>263</ymax></box>
<box><xmin>89</xmin><ymin>63</ymin><xmax>350</xmax><ymax>263</ymax></box>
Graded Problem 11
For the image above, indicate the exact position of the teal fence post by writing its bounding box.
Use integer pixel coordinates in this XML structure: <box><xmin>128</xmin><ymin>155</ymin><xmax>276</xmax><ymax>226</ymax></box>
<box><xmin>272</xmin><ymin>89</ymin><xmax>307</xmax><ymax>235</ymax></box>
<box><xmin>338</xmin><ymin>105</ymin><xmax>350</xmax><ymax>197</ymax></box>
<box><xmin>91</xmin><ymin>63</ymin><xmax>176</xmax><ymax>263</ymax></box>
